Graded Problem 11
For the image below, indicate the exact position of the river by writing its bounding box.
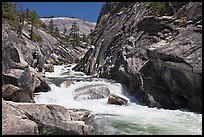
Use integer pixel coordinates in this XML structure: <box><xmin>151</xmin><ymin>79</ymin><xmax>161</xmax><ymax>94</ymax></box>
<box><xmin>34</xmin><ymin>65</ymin><xmax>202</xmax><ymax>135</ymax></box>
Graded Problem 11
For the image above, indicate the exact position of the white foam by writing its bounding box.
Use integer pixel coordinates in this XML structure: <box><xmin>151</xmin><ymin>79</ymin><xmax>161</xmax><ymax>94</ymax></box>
<box><xmin>35</xmin><ymin>65</ymin><xmax>202</xmax><ymax>135</ymax></box>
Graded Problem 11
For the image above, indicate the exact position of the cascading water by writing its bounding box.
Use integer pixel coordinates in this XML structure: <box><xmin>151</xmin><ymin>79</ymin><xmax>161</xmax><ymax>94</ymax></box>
<box><xmin>35</xmin><ymin>65</ymin><xmax>202</xmax><ymax>135</ymax></box>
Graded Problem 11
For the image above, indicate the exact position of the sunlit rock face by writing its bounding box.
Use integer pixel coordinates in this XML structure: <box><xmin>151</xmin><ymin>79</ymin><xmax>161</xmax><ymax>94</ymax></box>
<box><xmin>74</xmin><ymin>2</ymin><xmax>202</xmax><ymax>113</ymax></box>
<box><xmin>40</xmin><ymin>17</ymin><xmax>96</xmax><ymax>36</ymax></box>
<box><xmin>2</xmin><ymin>99</ymin><xmax>94</xmax><ymax>135</ymax></box>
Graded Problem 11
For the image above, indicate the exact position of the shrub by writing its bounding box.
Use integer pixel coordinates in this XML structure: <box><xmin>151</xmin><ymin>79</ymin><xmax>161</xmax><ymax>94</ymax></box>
<box><xmin>57</xmin><ymin>61</ymin><xmax>64</xmax><ymax>65</ymax></box>
<box><xmin>32</xmin><ymin>33</ymin><xmax>43</xmax><ymax>43</ymax></box>
<box><xmin>148</xmin><ymin>2</ymin><xmax>166</xmax><ymax>16</ymax></box>
<box><xmin>41</xmin><ymin>128</ymin><xmax>52</xmax><ymax>135</ymax></box>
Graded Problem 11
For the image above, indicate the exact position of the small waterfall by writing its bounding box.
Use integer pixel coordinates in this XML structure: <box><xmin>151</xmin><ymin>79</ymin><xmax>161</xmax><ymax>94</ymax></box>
<box><xmin>35</xmin><ymin>65</ymin><xmax>202</xmax><ymax>135</ymax></box>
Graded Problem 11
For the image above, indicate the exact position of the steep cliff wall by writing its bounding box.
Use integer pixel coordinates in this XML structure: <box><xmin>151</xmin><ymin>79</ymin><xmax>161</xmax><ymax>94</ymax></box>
<box><xmin>74</xmin><ymin>2</ymin><xmax>202</xmax><ymax>113</ymax></box>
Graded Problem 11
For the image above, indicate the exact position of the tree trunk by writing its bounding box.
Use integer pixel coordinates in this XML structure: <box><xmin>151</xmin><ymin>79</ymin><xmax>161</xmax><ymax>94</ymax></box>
<box><xmin>30</xmin><ymin>20</ymin><xmax>34</xmax><ymax>40</ymax></box>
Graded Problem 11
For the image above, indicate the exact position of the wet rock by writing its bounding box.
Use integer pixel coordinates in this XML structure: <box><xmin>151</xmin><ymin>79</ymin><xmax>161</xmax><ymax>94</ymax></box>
<box><xmin>44</xmin><ymin>63</ymin><xmax>54</xmax><ymax>72</ymax></box>
<box><xmin>145</xmin><ymin>94</ymin><xmax>161</xmax><ymax>108</ymax></box>
<box><xmin>74</xmin><ymin>84</ymin><xmax>110</xmax><ymax>101</ymax></box>
<box><xmin>61</xmin><ymin>70</ymin><xmax>70</xmax><ymax>75</ymax></box>
<box><xmin>107</xmin><ymin>93</ymin><xmax>128</xmax><ymax>106</ymax></box>
<box><xmin>49</xmin><ymin>77</ymin><xmax>67</xmax><ymax>87</ymax></box>
<box><xmin>62</xmin><ymin>80</ymin><xmax>74</xmax><ymax>88</ymax></box>
<box><xmin>65</xmin><ymin>64</ymin><xmax>72</xmax><ymax>68</ymax></box>
<box><xmin>193</xmin><ymin>25</ymin><xmax>202</xmax><ymax>33</ymax></box>
<box><xmin>34</xmin><ymin>80</ymin><xmax>51</xmax><ymax>93</ymax></box>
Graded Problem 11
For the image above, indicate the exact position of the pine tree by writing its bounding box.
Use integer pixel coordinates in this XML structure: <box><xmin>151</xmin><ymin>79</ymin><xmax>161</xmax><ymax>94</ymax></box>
<box><xmin>49</xmin><ymin>19</ymin><xmax>54</xmax><ymax>34</ymax></box>
<box><xmin>63</xmin><ymin>27</ymin><xmax>67</xmax><ymax>36</ymax></box>
<box><xmin>17</xmin><ymin>4</ymin><xmax>25</xmax><ymax>37</ymax></box>
<box><xmin>82</xmin><ymin>33</ymin><xmax>88</xmax><ymax>43</ymax></box>
<box><xmin>69</xmin><ymin>21</ymin><xmax>80</xmax><ymax>48</ymax></box>
<box><xmin>42</xmin><ymin>22</ymin><xmax>47</xmax><ymax>29</ymax></box>
<box><xmin>69</xmin><ymin>21</ymin><xmax>79</xmax><ymax>38</ymax></box>
<box><xmin>54</xmin><ymin>26</ymin><xmax>60</xmax><ymax>37</ymax></box>
<box><xmin>25</xmin><ymin>8</ymin><xmax>30</xmax><ymax>21</ymax></box>
<box><xmin>2</xmin><ymin>2</ymin><xmax>19</xmax><ymax>28</ymax></box>
<box><xmin>29</xmin><ymin>10</ymin><xmax>39</xmax><ymax>40</ymax></box>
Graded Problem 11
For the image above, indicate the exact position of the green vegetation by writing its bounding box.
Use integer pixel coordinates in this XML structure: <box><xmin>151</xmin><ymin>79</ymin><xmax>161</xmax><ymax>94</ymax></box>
<box><xmin>32</xmin><ymin>33</ymin><xmax>43</xmax><ymax>43</ymax></box>
<box><xmin>2</xmin><ymin>2</ymin><xmax>19</xmax><ymax>28</ymax></box>
<box><xmin>148</xmin><ymin>2</ymin><xmax>166</xmax><ymax>16</ymax></box>
<box><xmin>69</xmin><ymin>21</ymin><xmax>80</xmax><ymax>48</ymax></box>
<box><xmin>56</xmin><ymin>61</ymin><xmax>64</xmax><ymax>65</ymax></box>
<box><xmin>2</xmin><ymin>2</ymin><xmax>94</xmax><ymax>47</ymax></box>
<box><xmin>63</xmin><ymin>27</ymin><xmax>67</xmax><ymax>36</ymax></box>
<box><xmin>41</xmin><ymin>128</ymin><xmax>52</xmax><ymax>135</ymax></box>
<box><xmin>180</xmin><ymin>16</ymin><xmax>187</xmax><ymax>26</ymax></box>
<box><xmin>27</xmin><ymin>10</ymin><xmax>42</xmax><ymax>40</ymax></box>
<box><xmin>2</xmin><ymin>2</ymin><xmax>43</xmax><ymax>42</ymax></box>
<box><xmin>82</xmin><ymin>33</ymin><xmax>88</xmax><ymax>43</ymax></box>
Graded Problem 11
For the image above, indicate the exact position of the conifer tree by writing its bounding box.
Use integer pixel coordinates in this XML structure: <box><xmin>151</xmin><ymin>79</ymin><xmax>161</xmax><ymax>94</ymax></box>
<box><xmin>29</xmin><ymin>10</ymin><xmax>39</xmax><ymax>40</ymax></box>
<box><xmin>69</xmin><ymin>21</ymin><xmax>80</xmax><ymax>48</ymax></box>
<box><xmin>49</xmin><ymin>19</ymin><xmax>54</xmax><ymax>34</ymax></box>
<box><xmin>63</xmin><ymin>27</ymin><xmax>67</xmax><ymax>36</ymax></box>
<box><xmin>54</xmin><ymin>26</ymin><xmax>60</xmax><ymax>37</ymax></box>
<box><xmin>17</xmin><ymin>4</ymin><xmax>25</xmax><ymax>37</ymax></box>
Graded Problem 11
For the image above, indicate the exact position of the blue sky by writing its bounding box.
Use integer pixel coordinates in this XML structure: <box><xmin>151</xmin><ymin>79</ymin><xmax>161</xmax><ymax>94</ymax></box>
<box><xmin>17</xmin><ymin>2</ymin><xmax>104</xmax><ymax>22</ymax></box>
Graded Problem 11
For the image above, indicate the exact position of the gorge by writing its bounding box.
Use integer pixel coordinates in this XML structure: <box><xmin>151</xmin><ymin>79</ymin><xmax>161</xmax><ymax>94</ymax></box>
<box><xmin>2</xmin><ymin>2</ymin><xmax>202</xmax><ymax>135</ymax></box>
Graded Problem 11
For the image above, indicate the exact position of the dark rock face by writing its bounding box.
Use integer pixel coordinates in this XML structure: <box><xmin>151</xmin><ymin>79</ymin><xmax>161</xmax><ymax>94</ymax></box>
<box><xmin>73</xmin><ymin>84</ymin><xmax>110</xmax><ymax>101</ymax></box>
<box><xmin>2</xmin><ymin>99</ymin><xmax>94</xmax><ymax>135</ymax></box>
<box><xmin>74</xmin><ymin>2</ymin><xmax>202</xmax><ymax>113</ymax></box>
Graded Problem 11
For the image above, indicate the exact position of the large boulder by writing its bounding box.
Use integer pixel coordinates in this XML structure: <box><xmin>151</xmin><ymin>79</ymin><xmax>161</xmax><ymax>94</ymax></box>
<box><xmin>2</xmin><ymin>84</ymin><xmax>35</xmax><ymax>103</ymax></box>
<box><xmin>62</xmin><ymin>80</ymin><xmax>74</xmax><ymax>88</ymax></box>
<box><xmin>2</xmin><ymin>67</ymin><xmax>36</xmax><ymax>97</ymax></box>
<box><xmin>2</xmin><ymin>99</ymin><xmax>39</xmax><ymax>135</ymax></box>
<box><xmin>73</xmin><ymin>84</ymin><xmax>110</xmax><ymax>101</ymax></box>
<box><xmin>139</xmin><ymin>59</ymin><xmax>202</xmax><ymax>111</ymax></box>
<box><xmin>2</xmin><ymin>67</ymin><xmax>51</xmax><ymax>94</ymax></box>
<box><xmin>107</xmin><ymin>93</ymin><xmax>128</xmax><ymax>106</ymax></box>
<box><xmin>2</xmin><ymin>99</ymin><xmax>94</xmax><ymax>135</ymax></box>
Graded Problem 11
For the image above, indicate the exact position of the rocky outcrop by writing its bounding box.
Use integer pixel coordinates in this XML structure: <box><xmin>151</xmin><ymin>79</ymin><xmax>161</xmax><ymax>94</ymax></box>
<box><xmin>2</xmin><ymin>11</ymin><xmax>95</xmax><ymax>135</ymax></box>
<box><xmin>2</xmin><ymin>67</ymin><xmax>51</xmax><ymax>95</ymax></box>
<box><xmin>73</xmin><ymin>84</ymin><xmax>110</xmax><ymax>101</ymax></box>
<box><xmin>2</xmin><ymin>20</ymin><xmax>89</xmax><ymax>72</ymax></box>
<box><xmin>2</xmin><ymin>84</ymin><xmax>35</xmax><ymax>103</ymax></box>
<box><xmin>74</xmin><ymin>2</ymin><xmax>202</xmax><ymax>113</ymax></box>
<box><xmin>2</xmin><ymin>99</ymin><xmax>39</xmax><ymax>135</ymax></box>
<box><xmin>2</xmin><ymin>99</ymin><xmax>94</xmax><ymax>135</ymax></box>
<box><xmin>107</xmin><ymin>93</ymin><xmax>128</xmax><ymax>106</ymax></box>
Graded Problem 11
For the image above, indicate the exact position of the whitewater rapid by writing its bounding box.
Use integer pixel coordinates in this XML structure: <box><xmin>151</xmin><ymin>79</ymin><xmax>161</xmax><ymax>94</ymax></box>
<box><xmin>35</xmin><ymin>65</ymin><xmax>202</xmax><ymax>135</ymax></box>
